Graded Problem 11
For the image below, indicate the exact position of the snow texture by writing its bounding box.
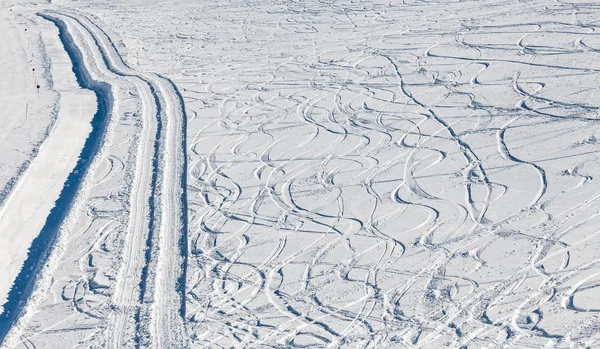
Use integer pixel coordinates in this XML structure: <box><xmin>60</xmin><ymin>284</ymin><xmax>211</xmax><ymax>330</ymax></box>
<box><xmin>3</xmin><ymin>0</ymin><xmax>600</xmax><ymax>348</ymax></box>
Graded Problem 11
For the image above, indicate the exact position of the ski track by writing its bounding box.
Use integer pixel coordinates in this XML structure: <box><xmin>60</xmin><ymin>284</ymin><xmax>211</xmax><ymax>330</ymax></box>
<box><xmin>49</xmin><ymin>12</ymin><xmax>188</xmax><ymax>347</ymax></box>
<box><xmin>51</xmin><ymin>12</ymin><xmax>187</xmax><ymax>348</ymax></box>
<box><xmin>1</xmin><ymin>8</ymin><xmax>187</xmax><ymax>349</ymax></box>
<box><xmin>6</xmin><ymin>0</ymin><xmax>600</xmax><ymax>348</ymax></box>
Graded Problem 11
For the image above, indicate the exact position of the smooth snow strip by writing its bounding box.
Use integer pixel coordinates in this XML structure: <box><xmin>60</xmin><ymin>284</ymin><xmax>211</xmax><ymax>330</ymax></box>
<box><xmin>0</xmin><ymin>11</ymin><xmax>28</xmax><ymax>206</ymax></box>
<box><xmin>0</xmin><ymin>18</ymin><xmax>96</xmax><ymax>315</ymax></box>
<box><xmin>0</xmin><ymin>14</ymin><xmax>112</xmax><ymax>343</ymax></box>
<box><xmin>0</xmin><ymin>10</ymin><xmax>59</xmax><ymax>212</ymax></box>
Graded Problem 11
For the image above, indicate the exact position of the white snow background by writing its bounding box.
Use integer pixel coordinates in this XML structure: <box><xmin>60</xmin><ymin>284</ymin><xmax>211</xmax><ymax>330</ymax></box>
<box><xmin>2</xmin><ymin>0</ymin><xmax>600</xmax><ymax>348</ymax></box>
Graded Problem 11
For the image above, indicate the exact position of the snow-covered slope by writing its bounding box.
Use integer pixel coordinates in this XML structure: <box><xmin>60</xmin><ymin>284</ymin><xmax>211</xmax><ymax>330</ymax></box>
<box><xmin>3</xmin><ymin>0</ymin><xmax>600</xmax><ymax>348</ymax></box>
<box><xmin>0</xmin><ymin>13</ymin><xmax>96</xmax><ymax>315</ymax></box>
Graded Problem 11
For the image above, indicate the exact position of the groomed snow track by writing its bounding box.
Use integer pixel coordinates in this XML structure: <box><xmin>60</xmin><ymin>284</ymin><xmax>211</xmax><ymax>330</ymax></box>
<box><xmin>0</xmin><ymin>13</ymin><xmax>112</xmax><ymax>345</ymax></box>
<box><xmin>0</xmin><ymin>11</ymin><xmax>188</xmax><ymax>348</ymax></box>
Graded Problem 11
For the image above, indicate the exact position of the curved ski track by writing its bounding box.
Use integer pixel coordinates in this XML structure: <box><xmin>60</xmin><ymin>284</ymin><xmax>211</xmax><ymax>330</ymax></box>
<box><xmin>8</xmin><ymin>1</ymin><xmax>600</xmax><ymax>348</ymax></box>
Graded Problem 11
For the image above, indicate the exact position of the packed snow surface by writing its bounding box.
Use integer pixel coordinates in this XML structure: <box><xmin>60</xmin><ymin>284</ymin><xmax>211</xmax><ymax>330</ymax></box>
<box><xmin>3</xmin><ymin>0</ymin><xmax>600</xmax><ymax>348</ymax></box>
<box><xmin>0</xmin><ymin>14</ymin><xmax>96</xmax><ymax>316</ymax></box>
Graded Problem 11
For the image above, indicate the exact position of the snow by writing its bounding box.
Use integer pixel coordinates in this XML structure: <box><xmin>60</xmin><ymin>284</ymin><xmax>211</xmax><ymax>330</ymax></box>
<box><xmin>0</xmin><ymin>7</ymin><xmax>96</xmax><ymax>315</ymax></box>
<box><xmin>3</xmin><ymin>0</ymin><xmax>600</xmax><ymax>348</ymax></box>
<box><xmin>0</xmin><ymin>15</ymin><xmax>96</xmax><ymax>313</ymax></box>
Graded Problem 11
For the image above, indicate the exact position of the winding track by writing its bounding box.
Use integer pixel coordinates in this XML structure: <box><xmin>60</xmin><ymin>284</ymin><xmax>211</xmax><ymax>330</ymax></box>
<box><xmin>55</xmin><ymin>12</ymin><xmax>188</xmax><ymax>347</ymax></box>
<box><xmin>1</xmin><ymin>11</ymin><xmax>188</xmax><ymax>348</ymax></box>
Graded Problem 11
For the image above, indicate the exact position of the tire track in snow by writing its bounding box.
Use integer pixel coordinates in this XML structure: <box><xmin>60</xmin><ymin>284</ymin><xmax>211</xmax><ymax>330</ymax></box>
<box><xmin>39</xmin><ymin>13</ymin><xmax>161</xmax><ymax>347</ymax></box>
<box><xmin>68</xmin><ymin>13</ymin><xmax>163</xmax><ymax>348</ymax></box>
<box><xmin>64</xmin><ymin>13</ymin><xmax>188</xmax><ymax>348</ymax></box>
<box><xmin>13</xmin><ymin>11</ymin><xmax>188</xmax><ymax>348</ymax></box>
